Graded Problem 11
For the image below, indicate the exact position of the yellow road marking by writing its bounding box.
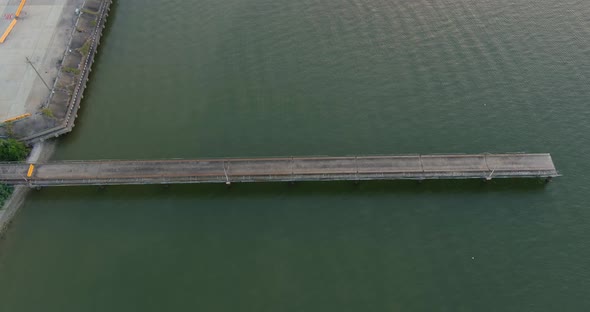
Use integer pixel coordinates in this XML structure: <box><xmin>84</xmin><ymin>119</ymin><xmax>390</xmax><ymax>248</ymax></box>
<box><xmin>27</xmin><ymin>164</ymin><xmax>35</xmax><ymax>178</ymax></box>
<box><xmin>15</xmin><ymin>0</ymin><xmax>27</xmax><ymax>17</ymax></box>
<box><xmin>3</xmin><ymin>113</ymin><xmax>31</xmax><ymax>123</ymax></box>
<box><xmin>0</xmin><ymin>19</ymin><xmax>17</xmax><ymax>43</ymax></box>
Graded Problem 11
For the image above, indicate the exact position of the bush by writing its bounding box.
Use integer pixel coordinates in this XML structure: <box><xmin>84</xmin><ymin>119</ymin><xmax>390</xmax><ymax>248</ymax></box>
<box><xmin>42</xmin><ymin>108</ymin><xmax>55</xmax><ymax>118</ymax></box>
<box><xmin>0</xmin><ymin>139</ymin><xmax>29</xmax><ymax>161</ymax></box>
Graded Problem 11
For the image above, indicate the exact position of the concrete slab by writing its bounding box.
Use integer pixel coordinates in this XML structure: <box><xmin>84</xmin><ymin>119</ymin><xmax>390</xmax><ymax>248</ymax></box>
<box><xmin>421</xmin><ymin>154</ymin><xmax>488</xmax><ymax>172</ymax></box>
<box><xmin>485</xmin><ymin>154</ymin><xmax>555</xmax><ymax>171</ymax></box>
<box><xmin>358</xmin><ymin>156</ymin><xmax>423</xmax><ymax>173</ymax></box>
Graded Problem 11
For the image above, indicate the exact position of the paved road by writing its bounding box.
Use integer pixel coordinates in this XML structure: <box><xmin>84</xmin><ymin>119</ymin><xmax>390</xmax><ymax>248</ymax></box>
<box><xmin>0</xmin><ymin>154</ymin><xmax>559</xmax><ymax>186</ymax></box>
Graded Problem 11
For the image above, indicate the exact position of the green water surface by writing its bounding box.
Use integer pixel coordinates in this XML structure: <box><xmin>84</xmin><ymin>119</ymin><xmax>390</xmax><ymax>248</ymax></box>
<box><xmin>1</xmin><ymin>0</ymin><xmax>589</xmax><ymax>310</ymax></box>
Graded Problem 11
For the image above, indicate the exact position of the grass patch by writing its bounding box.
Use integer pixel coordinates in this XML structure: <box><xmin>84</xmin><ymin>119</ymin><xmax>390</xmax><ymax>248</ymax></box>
<box><xmin>2</xmin><ymin>122</ymin><xmax>14</xmax><ymax>137</ymax></box>
<box><xmin>62</xmin><ymin>67</ymin><xmax>81</xmax><ymax>75</ymax></box>
<box><xmin>81</xmin><ymin>8</ymin><xmax>99</xmax><ymax>15</ymax></box>
<box><xmin>78</xmin><ymin>40</ymin><xmax>91</xmax><ymax>57</ymax></box>
<box><xmin>41</xmin><ymin>108</ymin><xmax>55</xmax><ymax>118</ymax></box>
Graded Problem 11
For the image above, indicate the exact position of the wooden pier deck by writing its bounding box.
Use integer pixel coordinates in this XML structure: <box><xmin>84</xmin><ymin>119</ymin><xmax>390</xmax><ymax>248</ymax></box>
<box><xmin>0</xmin><ymin>154</ymin><xmax>558</xmax><ymax>187</ymax></box>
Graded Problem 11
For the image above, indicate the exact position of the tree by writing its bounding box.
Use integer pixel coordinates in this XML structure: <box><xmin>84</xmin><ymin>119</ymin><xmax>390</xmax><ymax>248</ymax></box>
<box><xmin>0</xmin><ymin>139</ymin><xmax>28</xmax><ymax>161</ymax></box>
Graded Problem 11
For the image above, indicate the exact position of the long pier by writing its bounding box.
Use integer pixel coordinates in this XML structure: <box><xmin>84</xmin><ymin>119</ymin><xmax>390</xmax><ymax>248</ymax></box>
<box><xmin>0</xmin><ymin>154</ymin><xmax>558</xmax><ymax>187</ymax></box>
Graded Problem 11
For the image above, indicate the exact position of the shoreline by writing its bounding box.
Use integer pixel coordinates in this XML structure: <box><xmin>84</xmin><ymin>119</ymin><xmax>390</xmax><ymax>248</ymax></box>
<box><xmin>0</xmin><ymin>141</ymin><xmax>55</xmax><ymax>235</ymax></box>
<box><xmin>0</xmin><ymin>0</ymin><xmax>112</xmax><ymax>234</ymax></box>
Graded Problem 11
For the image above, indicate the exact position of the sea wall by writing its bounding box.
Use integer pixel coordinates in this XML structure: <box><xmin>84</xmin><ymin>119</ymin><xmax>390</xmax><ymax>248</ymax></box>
<box><xmin>0</xmin><ymin>185</ymin><xmax>29</xmax><ymax>235</ymax></box>
<box><xmin>0</xmin><ymin>142</ymin><xmax>55</xmax><ymax>235</ymax></box>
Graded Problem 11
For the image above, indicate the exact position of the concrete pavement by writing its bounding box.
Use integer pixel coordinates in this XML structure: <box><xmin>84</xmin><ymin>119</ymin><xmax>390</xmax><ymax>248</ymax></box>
<box><xmin>0</xmin><ymin>0</ymin><xmax>82</xmax><ymax>120</ymax></box>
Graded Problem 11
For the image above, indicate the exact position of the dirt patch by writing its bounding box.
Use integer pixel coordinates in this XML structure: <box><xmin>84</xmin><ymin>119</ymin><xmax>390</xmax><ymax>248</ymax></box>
<box><xmin>62</xmin><ymin>52</ymin><xmax>83</xmax><ymax>69</ymax></box>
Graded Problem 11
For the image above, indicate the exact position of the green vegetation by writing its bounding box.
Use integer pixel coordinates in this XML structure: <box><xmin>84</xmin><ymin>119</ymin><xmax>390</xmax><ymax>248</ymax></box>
<box><xmin>41</xmin><ymin>108</ymin><xmax>55</xmax><ymax>118</ymax></box>
<box><xmin>0</xmin><ymin>139</ymin><xmax>28</xmax><ymax>206</ymax></box>
<box><xmin>62</xmin><ymin>67</ymin><xmax>81</xmax><ymax>75</ymax></box>
<box><xmin>78</xmin><ymin>40</ymin><xmax>91</xmax><ymax>56</ymax></box>
<box><xmin>81</xmin><ymin>8</ymin><xmax>99</xmax><ymax>15</ymax></box>
<box><xmin>90</xmin><ymin>19</ymin><xmax>97</xmax><ymax>27</ymax></box>
<box><xmin>0</xmin><ymin>139</ymin><xmax>29</xmax><ymax>161</ymax></box>
<box><xmin>0</xmin><ymin>183</ymin><xmax>13</xmax><ymax>207</ymax></box>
